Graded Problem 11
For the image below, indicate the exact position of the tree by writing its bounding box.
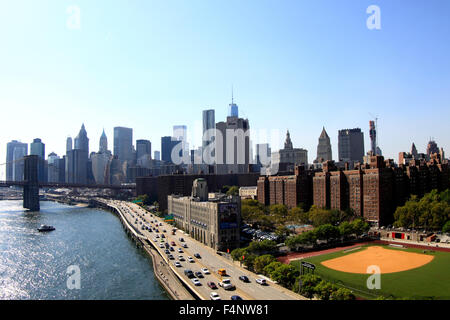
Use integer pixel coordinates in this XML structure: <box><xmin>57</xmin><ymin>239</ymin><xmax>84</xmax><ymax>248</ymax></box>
<box><xmin>275</xmin><ymin>225</ymin><xmax>292</xmax><ymax>241</ymax></box>
<box><xmin>330</xmin><ymin>287</ymin><xmax>356</xmax><ymax>300</ymax></box>
<box><xmin>295</xmin><ymin>273</ymin><xmax>322</xmax><ymax>298</ymax></box>
<box><xmin>443</xmin><ymin>221</ymin><xmax>450</xmax><ymax>233</ymax></box>
<box><xmin>288</xmin><ymin>206</ymin><xmax>309</xmax><ymax>224</ymax></box>
<box><xmin>254</xmin><ymin>255</ymin><xmax>276</xmax><ymax>274</ymax></box>
<box><xmin>262</xmin><ymin>261</ymin><xmax>282</xmax><ymax>276</ymax></box>
<box><xmin>314</xmin><ymin>280</ymin><xmax>337</xmax><ymax>300</ymax></box>
<box><xmin>269</xmin><ymin>264</ymin><xmax>300</xmax><ymax>289</ymax></box>
<box><xmin>269</xmin><ymin>204</ymin><xmax>288</xmax><ymax>219</ymax></box>
<box><xmin>315</xmin><ymin>224</ymin><xmax>340</xmax><ymax>241</ymax></box>
<box><xmin>247</xmin><ymin>240</ymin><xmax>278</xmax><ymax>254</ymax></box>
<box><xmin>339</xmin><ymin>221</ymin><xmax>355</xmax><ymax>238</ymax></box>
<box><xmin>226</xmin><ymin>186</ymin><xmax>240</xmax><ymax>196</ymax></box>
<box><xmin>308</xmin><ymin>206</ymin><xmax>335</xmax><ymax>227</ymax></box>
<box><xmin>231</xmin><ymin>248</ymin><xmax>247</xmax><ymax>262</ymax></box>
<box><xmin>351</xmin><ymin>219</ymin><xmax>370</xmax><ymax>236</ymax></box>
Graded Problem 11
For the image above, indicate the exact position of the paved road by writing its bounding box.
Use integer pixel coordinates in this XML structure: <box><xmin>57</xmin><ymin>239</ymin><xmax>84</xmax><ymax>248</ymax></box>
<box><xmin>112</xmin><ymin>200</ymin><xmax>306</xmax><ymax>301</ymax></box>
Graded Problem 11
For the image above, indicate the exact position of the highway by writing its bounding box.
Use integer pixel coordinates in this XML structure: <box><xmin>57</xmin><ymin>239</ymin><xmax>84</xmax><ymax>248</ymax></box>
<box><xmin>108</xmin><ymin>200</ymin><xmax>306</xmax><ymax>301</ymax></box>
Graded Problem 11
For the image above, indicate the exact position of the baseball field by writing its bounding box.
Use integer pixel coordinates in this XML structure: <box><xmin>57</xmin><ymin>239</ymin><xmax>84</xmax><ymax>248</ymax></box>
<box><xmin>290</xmin><ymin>244</ymin><xmax>450</xmax><ymax>300</ymax></box>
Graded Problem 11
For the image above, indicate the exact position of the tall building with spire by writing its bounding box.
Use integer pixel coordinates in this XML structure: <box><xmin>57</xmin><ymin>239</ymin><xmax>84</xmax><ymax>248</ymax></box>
<box><xmin>228</xmin><ymin>87</ymin><xmax>239</xmax><ymax>117</ymax></box>
<box><xmin>316</xmin><ymin>127</ymin><xmax>332</xmax><ymax>162</ymax></box>
<box><xmin>66</xmin><ymin>124</ymin><xmax>89</xmax><ymax>184</ymax></box>
<box><xmin>215</xmin><ymin>94</ymin><xmax>251</xmax><ymax>174</ymax></box>
<box><xmin>74</xmin><ymin>123</ymin><xmax>89</xmax><ymax>154</ymax></box>
<box><xmin>411</xmin><ymin>143</ymin><xmax>418</xmax><ymax>158</ymax></box>
<box><xmin>99</xmin><ymin>129</ymin><xmax>108</xmax><ymax>153</ymax></box>
<box><xmin>272</xmin><ymin>130</ymin><xmax>308</xmax><ymax>168</ymax></box>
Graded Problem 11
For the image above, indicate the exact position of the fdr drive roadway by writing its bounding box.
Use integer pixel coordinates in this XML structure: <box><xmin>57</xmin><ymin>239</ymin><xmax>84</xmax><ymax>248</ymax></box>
<box><xmin>109</xmin><ymin>200</ymin><xmax>306</xmax><ymax>301</ymax></box>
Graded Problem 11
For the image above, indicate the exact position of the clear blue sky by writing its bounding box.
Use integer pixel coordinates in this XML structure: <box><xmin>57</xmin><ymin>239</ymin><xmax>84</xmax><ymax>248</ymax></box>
<box><xmin>1</xmin><ymin>0</ymin><xmax>449</xmax><ymax>178</ymax></box>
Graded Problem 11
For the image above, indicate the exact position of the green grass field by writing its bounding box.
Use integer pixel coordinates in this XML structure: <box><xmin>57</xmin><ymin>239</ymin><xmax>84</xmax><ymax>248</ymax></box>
<box><xmin>290</xmin><ymin>244</ymin><xmax>450</xmax><ymax>300</ymax></box>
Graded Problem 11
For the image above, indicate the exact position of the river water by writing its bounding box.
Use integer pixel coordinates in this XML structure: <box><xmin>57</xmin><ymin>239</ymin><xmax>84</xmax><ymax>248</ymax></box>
<box><xmin>0</xmin><ymin>200</ymin><xmax>170</xmax><ymax>300</ymax></box>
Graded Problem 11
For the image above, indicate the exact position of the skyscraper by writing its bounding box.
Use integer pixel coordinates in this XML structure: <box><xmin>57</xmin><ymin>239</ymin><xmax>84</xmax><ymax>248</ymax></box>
<box><xmin>161</xmin><ymin>136</ymin><xmax>180</xmax><ymax>163</ymax></box>
<box><xmin>74</xmin><ymin>124</ymin><xmax>89</xmax><ymax>155</ymax></box>
<box><xmin>316</xmin><ymin>127</ymin><xmax>332</xmax><ymax>162</ymax></box>
<box><xmin>66</xmin><ymin>137</ymin><xmax>73</xmax><ymax>153</ymax></box>
<box><xmin>426</xmin><ymin>140</ymin><xmax>439</xmax><ymax>159</ymax></box>
<box><xmin>228</xmin><ymin>88</ymin><xmax>239</xmax><ymax>117</ymax></box>
<box><xmin>30</xmin><ymin>138</ymin><xmax>47</xmax><ymax>182</ymax></box>
<box><xmin>6</xmin><ymin>140</ymin><xmax>28</xmax><ymax>181</ymax></box>
<box><xmin>113</xmin><ymin>127</ymin><xmax>134</xmax><ymax>163</ymax></box>
<box><xmin>173</xmin><ymin>125</ymin><xmax>188</xmax><ymax>159</ymax></box>
<box><xmin>47</xmin><ymin>152</ymin><xmax>60</xmax><ymax>183</ymax></box>
<box><xmin>6</xmin><ymin>141</ymin><xmax>28</xmax><ymax>181</ymax></box>
<box><xmin>338</xmin><ymin>128</ymin><xmax>365</xmax><ymax>163</ymax></box>
<box><xmin>65</xmin><ymin>149</ymin><xmax>88</xmax><ymax>184</ymax></box>
<box><xmin>173</xmin><ymin>125</ymin><xmax>187</xmax><ymax>142</ymax></box>
<box><xmin>99</xmin><ymin>129</ymin><xmax>108</xmax><ymax>153</ymax></box>
<box><xmin>215</xmin><ymin>112</ymin><xmax>251</xmax><ymax>174</ymax></box>
<box><xmin>154</xmin><ymin>151</ymin><xmax>161</xmax><ymax>161</ymax></box>
<box><xmin>256</xmin><ymin>143</ymin><xmax>271</xmax><ymax>167</ymax></box>
<box><xmin>202</xmin><ymin>109</ymin><xmax>215</xmax><ymax>161</ymax></box>
<box><xmin>30</xmin><ymin>138</ymin><xmax>45</xmax><ymax>159</ymax></box>
<box><xmin>136</xmin><ymin>140</ymin><xmax>151</xmax><ymax>160</ymax></box>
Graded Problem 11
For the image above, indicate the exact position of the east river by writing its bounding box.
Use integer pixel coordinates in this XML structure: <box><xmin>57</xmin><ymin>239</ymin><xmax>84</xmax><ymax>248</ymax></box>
<box><xmin>0</xmin><ymin>200</ymin><xmax>169</xmax><ymax>300</ymax></box>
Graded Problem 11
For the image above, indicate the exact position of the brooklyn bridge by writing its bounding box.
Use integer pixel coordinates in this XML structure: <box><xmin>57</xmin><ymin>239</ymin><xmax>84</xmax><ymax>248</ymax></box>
<box><xmin>0</xmin><ymin>155</ymin><xmax>135</xmax><ymax>211</ymax></box>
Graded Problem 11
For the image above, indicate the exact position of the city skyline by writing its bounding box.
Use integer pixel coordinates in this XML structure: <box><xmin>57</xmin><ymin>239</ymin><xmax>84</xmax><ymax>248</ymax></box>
<box><xmin>1</xmin><ymin>0</ymin><xmax>450</xmax><ymax>178</ymax></box>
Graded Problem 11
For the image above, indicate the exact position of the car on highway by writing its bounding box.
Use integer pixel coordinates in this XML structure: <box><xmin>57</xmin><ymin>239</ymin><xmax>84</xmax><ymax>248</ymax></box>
<box><xmin>207</xmin><ymin>281</ymin><xmax>217</xmax><ymax>289</ymax></box>
<box><xmin>239</xmin><ymin>275</ymin><xmax>250</xmax><ymax>283</ymax></box>
<box><xmin>168</xmin><ymin>254</ymin><xmax>174</xmax><ymax>260</ymax></box>
<box><xmin>256</xmin><ymin>278</ymin><xmax>267</xmax><ymax>285</ymax></box>
<box><xmin>169</xmin><ymin>247</ymin><xmax>175</xmax><ymax>252</ymax></box>
<box><xmin>155</xmin><ymin>234</ymin><xmax>159</xmax><ymax>238</ymax></box>
<box><xmin>178</xmin><ymin>255</ymin><xmax>185</xmax><ymax>261</ymax></box>
<box><xmin>161</xmin><ymin>234</ymin><xmax>165</xmax><ymax>238</ymax></box>
<box><xmin>218</xmin><ymin>269</ymin><xmax>226</xmax><ymax>276</ymax></box>
<box><xmin>184</xmin><ymin>269</ymin><xmax>194</xmax><ymax>278</ymax></box>
<box><xmin>194</xmin><ymin>253</ymin><xmax>201</xmax><ymax>259</ymax></box>
<box><xmin>177</xmin><ymin>248</ymin><xmax>183</xmax><ymax>253</ymax></box>
<box><xmin>210</xmin><ymin>292</ymin><xmax>221</xmax><ymax>300</ymax></box>
<box><xmin>219</xmin><ymin>279</ymin><xmax>235</xmax><ymax>290</ymax></box>
<box><xmin>171</xmin><ymin>241</ymin><xmax>176</xmax><ymax>246</ymax></box>
<box><xmin>187</xmin><ymin>256</ymin><xmax>194</xmax><ymax>263</ymax></box>
<box><xmin>164</xmin><ymin>249</ymin><xmax>170</xmax><ymax>254</ymax></box>
<box><xmin>231</xmin><ymin>295</ymin><xmax>243</xmax><ymax>300</ymax></box>
<box><xmin>179</xmin><ymin>237</ymin><xmax>184</xmax><ymax>242</ymax></box>
<box><xmin>159</xmin><ymin>244</ymin><xmax>164</xmax><ymax>248</ymax></box>
<box><xmin>182</xmin><ymin>243</ymin><xmax>188</xmax><ymax>248</ymax></box>
<box><xmin>201</xmin><ymin>268</ymin><xmax>210</xmax><ymax>275</ymax></box>
<box><xmin>194</xmin><ymin>271</ymin><xmax>204</xmax><ymax>278</ymax></box>
<box><xmin>174</xmin><ymin>261</ymin><xmax>182</xmax><ymax>267</ymax></box>
<box><xmin>191</xmin><ymin>278</ymin><xmax>201</xmax><ymax>286</ymax></box>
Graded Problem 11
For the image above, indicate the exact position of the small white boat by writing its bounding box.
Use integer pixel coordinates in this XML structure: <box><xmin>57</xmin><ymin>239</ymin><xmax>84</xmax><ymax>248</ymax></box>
<box><xmin>38</xmin><ymin>225</ymin><xmax>55</xmax><ymax>232</ymax></box>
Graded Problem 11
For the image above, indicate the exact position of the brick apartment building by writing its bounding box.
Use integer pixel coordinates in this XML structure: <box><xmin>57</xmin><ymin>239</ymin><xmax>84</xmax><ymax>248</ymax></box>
<box><xmin>257</xmin><ymin>154</ymin><xmax>449</xmax><ymax>226</ymax></box>
<box><xmin>257</xmin><ymin>165</ymin><xmax>314</xmax><ymax>209</ymax></box>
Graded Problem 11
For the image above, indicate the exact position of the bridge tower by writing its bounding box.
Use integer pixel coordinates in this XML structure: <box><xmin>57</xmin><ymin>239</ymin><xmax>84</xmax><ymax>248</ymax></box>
<box><xmin>23</xmin><ymin>155</ymin><xmax>40</xmax><ymax>211</ymax></box>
